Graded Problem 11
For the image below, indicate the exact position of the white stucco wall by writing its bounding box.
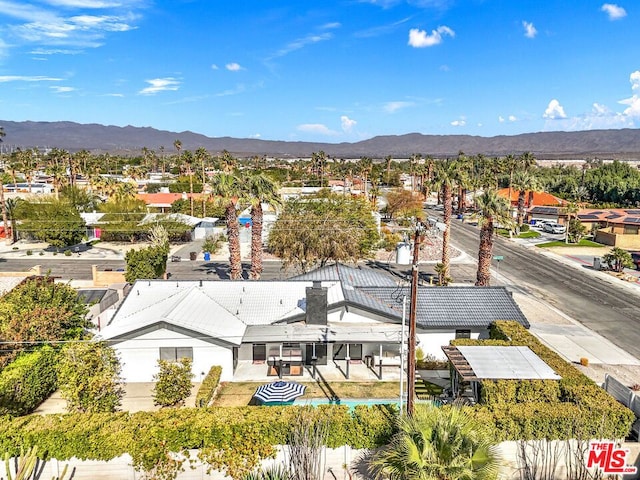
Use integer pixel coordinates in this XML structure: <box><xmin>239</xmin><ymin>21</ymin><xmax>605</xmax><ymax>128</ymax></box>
<box><xmin>113</xmin><ymin>328</ymin><xmax>235</xmax><ymax>383</ymax></box>
<box><xmin>416</xmin><ymin>329</ymin><xmax>485</xmax><ymax>359</ymax></box>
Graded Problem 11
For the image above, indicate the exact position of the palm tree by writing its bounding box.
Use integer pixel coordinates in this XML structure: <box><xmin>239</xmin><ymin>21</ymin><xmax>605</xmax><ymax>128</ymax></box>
<box><xmin>368</xmin><ymin>403</ymin><xmax>500</xmax><ymax>480</ymax></box>
<box><xmin>564</xmin><ymin>202</ymin><xmax>580</xmax><ymax>244</ymax></box>
<box><xmin>5</xmin><ymin>197</ymin><xmax>22</xmax><ymax>243</ymax></box>
<box><xmin>211</xmin><ymin>173</ymin><xmax>244</xmax><ymax>280</ymax></box>
<box><xmin>245</xmin><ymin>172</ymin><xmax>281</xmax><ymax>280</ymax></box>
<box><xmin>512</xmin><ymin>170</ymin><xmax>536</xmax><ymax>230</ymax></box>
<box><xmin>475</xmin><ymin>189</ymin><xmax>512</xmax><ymax>286</ymax></box>
<box><xmin>0</xmin><ymin>127</ymin><xmax>10</xmax><ymax>245</ymax></box>
<box><xmin>433</xmin><ymin>159</ymin><xmax>459</xmax><ymax>285</ymax></box>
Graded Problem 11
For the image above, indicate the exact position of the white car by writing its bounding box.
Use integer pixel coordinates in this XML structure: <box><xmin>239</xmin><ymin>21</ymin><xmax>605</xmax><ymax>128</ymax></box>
<box><xmin>543</xmin><ymin>222</ymin><xmax>566</xmax><ymax>234</ymax></box>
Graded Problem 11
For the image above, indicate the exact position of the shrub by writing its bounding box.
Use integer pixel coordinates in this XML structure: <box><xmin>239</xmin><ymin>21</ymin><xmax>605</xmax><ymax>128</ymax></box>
<box><xmin>202</xmin><ymin>234</ymin><xmax>226</xmax><ymax>255</ymax></box>
<box><xmin>153</xmin><ymin>358</ymin><xmax>194</xmax><ymax>407</ymax></box>
<box><xmin>519</xmin><ymin>223</ymin><xmax>530</xmax><ymax>232</ymax></box>
<box><xmin>195</xmin><ymin>366</ymin><xmax>222</xmax><ymax>407</ymax></box>
<box><xmin>64</xmin><ymin>250</ymin><xmax>72</xmax><ymax>256</ymax></box>
<box><xmin>57</xmin><ymin>342</ymin><xmax>124</xmax><ymax>413</ymax></box>
<box><xmin>26</xmin><ymin>250</ymin><xmax>32</xmax><ymax>256</ymax></box>
<box><xmin>0</xmin><ymin>346</ymin><xmax>58</xmax><ymax>416</ymax></box>
<box><xmin>463</xmin><ymin>321</ymin><xmax>635</xmax><ymax>439</ymax></box>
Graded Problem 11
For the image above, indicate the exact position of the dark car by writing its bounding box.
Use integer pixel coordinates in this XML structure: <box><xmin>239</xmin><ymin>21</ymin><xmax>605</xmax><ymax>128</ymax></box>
<box><xmin>631</xmin><ymin>252</ymin><xmax>640</xmax><ymax>270</ymax></box>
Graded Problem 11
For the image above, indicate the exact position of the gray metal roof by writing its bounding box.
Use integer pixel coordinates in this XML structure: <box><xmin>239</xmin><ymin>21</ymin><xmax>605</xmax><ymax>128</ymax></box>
<box><xmin>243</xmin><ymin>323</ymin><xmax>402</xmax><ymax>344</ymax></box>
<box><xmin>357</xmin><ymin>286</ymin><xmax>530</xmax><ymax>329</ymax></box>
<box><xmin>292</xmin><ymin>263</ymin><xmax>398</xmax><ymax>287</ymax></box>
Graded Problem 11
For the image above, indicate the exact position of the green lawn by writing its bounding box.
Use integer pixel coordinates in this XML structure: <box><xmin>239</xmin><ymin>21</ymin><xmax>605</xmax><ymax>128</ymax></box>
<box><xmin>496</xmin><ymin>229</ymin><xmax>541</xmax><ymax>239</ymax></box>
<box><xmin>536</xmin><ymin>239</ymin><xmax>604</xmax><ymax>248</ymax></box>
<box><xmin>214</xmin><ymin>381</ymin><xmax>401</xmax><ymax>407</ymax></box>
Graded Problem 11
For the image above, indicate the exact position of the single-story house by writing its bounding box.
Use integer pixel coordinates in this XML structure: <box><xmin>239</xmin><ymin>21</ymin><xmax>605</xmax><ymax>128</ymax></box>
<box><xmin>136</xmin><ymin>192</ymin><xmax>203</xmax><ymax>213</ymax></box>
<box><xmin>578</xmin><ymin>208</ymin><xmax>640</xmax><ymax>249</ymax></box>
<box><xmin>98</xmin><ymin>264</ymin><xmax>529</xmax><ymax>383</ymax></box>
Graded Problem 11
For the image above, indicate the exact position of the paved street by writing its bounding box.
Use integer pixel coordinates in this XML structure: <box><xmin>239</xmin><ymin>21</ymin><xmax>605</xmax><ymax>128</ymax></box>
<box><xmin>1</xmin><ymin>226</ymin><xmax>640</xmax><ymax>360</ymax></box>
<box><xmin>447</xmin><ymin>217</ymin><xmax>640</xmax><ymax>360</ymax></box>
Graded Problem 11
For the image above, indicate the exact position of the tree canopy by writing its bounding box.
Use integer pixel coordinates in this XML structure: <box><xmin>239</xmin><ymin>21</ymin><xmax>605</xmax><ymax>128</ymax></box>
<box><xmin>268</xmin><ymin>191</ymin><xmax>379</xmax><ymax>272</ymax></box>
<box><xmin>0</xmin><ymin>278</ymin><xmax>89</xmax><ymax>366</ymax></box>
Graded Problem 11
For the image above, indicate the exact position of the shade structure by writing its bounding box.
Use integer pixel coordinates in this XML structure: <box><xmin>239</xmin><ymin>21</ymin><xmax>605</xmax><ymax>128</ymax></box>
<box><xmin>253</xmin><ymin>381</ymin><xmax>306</xmax><ymax>404</ymax></box>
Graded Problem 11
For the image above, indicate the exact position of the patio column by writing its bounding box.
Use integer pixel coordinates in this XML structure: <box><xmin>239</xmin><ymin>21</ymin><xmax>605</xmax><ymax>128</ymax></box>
<box><xmin>345</xmin><ymin>344</ymin><xmax>350</xmax><ymax>379</ymax></box>
<box><xmin>311</xmin><ymin>343</ymin><xmax>317</xmax><ymax>380</ymax></box>
<box><xmin>278</xmin><ymin>343</ymin><xmax>283</xmax><ymax>379</ymax></box>
<box><xmin>379</xmin><ymin>344</ymin><xmax>383</xmax><ymax>380</ymax></box>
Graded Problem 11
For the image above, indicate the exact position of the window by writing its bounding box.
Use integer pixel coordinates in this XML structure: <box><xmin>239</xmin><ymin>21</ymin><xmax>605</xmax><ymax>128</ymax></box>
<box><xmin>159</xmin><ymin>347</ymin><xmax>193</xmax><ymax>362</ymax></box>
<box><xmin>455</xmin><ymin>330</ymin><xmax>471</xmax><ymax>339</ymax></box>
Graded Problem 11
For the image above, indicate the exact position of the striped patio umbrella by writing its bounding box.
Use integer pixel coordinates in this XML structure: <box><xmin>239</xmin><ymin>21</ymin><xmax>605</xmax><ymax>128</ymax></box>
<box><xmin>253</xmin><ymin>381</ymin><xmax>306</xmax><ymax>404</ymax></box>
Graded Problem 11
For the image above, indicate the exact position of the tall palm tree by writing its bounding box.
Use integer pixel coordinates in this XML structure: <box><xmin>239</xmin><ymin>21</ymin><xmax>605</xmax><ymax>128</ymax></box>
<box><xmin>211</xmin><ymin>173</ymin><xmax>244</xmax><ymax>280</ymax></box>
<box><xmin>5</xmin><ymin>197</ymin><xmax>22</xmax><ymax>243</ymax></box>
<box><xmin>195</xmin><ymin>147</ymin><xmax>211</xmax><ymax>216</ymax></box>
<box><xmin>564</xmin><ymin>202</ymin><xmax>580</xmax><ymax>244</ymax></box>
<box><xmin>475</xmin><ymin>189</ymin><xmax>512</xmax><ymax>286</ymax></box>
<box><xmin>368</xmin><ymin>403</ymin><xmax>500</xmax><ymax>480</ymax></box>
<box><xmin>512</xmin><ymin>170</ymin><xmax>536</xmax><ymax>229</ymax></box>
<box><xmin>0</xmin><ymin>127</ymin><xmax>10</xmax><ymax>245</ymax></box>
<box><xmin>433</xmin><ymin>159</ymin><xmax>459</xmax><ymax>285</ymax></box>
<box><xmin>245</xmin><ymin>172</ymin><xmax>281</xmax><ymax>280</ymax></box>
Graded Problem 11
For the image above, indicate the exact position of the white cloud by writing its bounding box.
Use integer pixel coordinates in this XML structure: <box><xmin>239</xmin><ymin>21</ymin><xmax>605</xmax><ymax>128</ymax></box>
<box><xmin>0</xmin><ymin>75</ymin><xmax>62</xmax><ymax>82</ymax></box>
<box><xmin>43</xmin><ymin>0</ymin><xmax>128</xmax><ymax>7</ymax></box>
<box><xmin>1</xmin><ymin>0</ymin><xmax>143</xmax><ymax>52</ymax></box>
<box><xmin>138</xmin><ymin>77</ymin><xmax>180</xmax><ymax>95</ymax></box>
<box><xmin>543</xmin><ymin>99</ymin><xmax>567</xmax><ymax>119</ymax></box>
<box><xmin>296</xmin><ymin>124</ymin><xmax>337</xmax><ymax>135</ymax></box>
<box><xmin>384</xmin><ymin>101</ymin><xmax>414</xmax><ymax>113</ymax></box>
<box><xmin>50</xmin><ymin>85</ymin><xmax>74</xmax><ymax>92</ymax></box>
<box><xmin>619</xmin><ymin>73</ymin><xmax>640</xmax><ymax>118</ymax></box>
<box><xmin>522</xmin><ymin>21</ymin><xmax>537</xmax><ymax>38</ymax></box>
<box><xmin>341</xmin><ymin>115</ymin><xmax>357</xmax><ymax>132</ymax></box>
<box><xmin>249</xmin><ymin>133</ymin><xmax>261</xmax><ymax>138</ymax></box>
<box><xmin>408</xmin><ymin>25</ymin><xmax>454</xmax><ymax>48</ymax></box>
<box><xmin>210</xmin><ymin>64</ymin><xmax>219</xmax><ymax>70</ymax></box>
<box><xmin>321</xmin><ymin>22</ymin><xmax>341</xmax><ymax>30</ymax></box>
<box><xmin>630</xmin><ymin>70</ymin><xmax>640</xmax><ymax>91</ymax></box>
<box><xmin>225</xmin><ymin>62</ymin><xmax>242</xmax><ymax>71</ymax></box>
<box><xmin>508</xmin><ymin>115</ymin><xmax>517</xmax><ymax>122</ymax></box>
<box><xmin>270</xmin><ymin>32</ymin><xmax>333</xmax><ymax>59</ymax></box>
<box><xmin>450</xmin><ymin>117</ymin><xmax>466</xmax><ymax>126</ymax></box>
<box><xmin>601</xmin><ymin>3</ymin><xmax>627</xmax><ymax>20</ymax></box>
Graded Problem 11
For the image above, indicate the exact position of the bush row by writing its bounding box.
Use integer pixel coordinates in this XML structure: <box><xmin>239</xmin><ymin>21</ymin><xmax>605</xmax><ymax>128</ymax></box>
<box><xmin>195</xmin><ymin>366</ymin><xmax>222</xmax><ymax>407</ymax></box>
<box><xmin>0</xmin><ymin>347</ymin><xmax>58</xmax><ymax>416</ymax></box>
<box><xmin>0</xmin><ymin>405</ymin><xmax>395</xmax><ymax>475</ymax></box>
<box><xmin>454</xmin><ymin>321</ymin><xmax>635</xmax><ymax>439</ymax></box>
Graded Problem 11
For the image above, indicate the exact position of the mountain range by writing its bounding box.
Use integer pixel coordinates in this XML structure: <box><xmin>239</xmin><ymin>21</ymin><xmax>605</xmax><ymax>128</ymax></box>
<box><xmin>2</xmin><ymin>120</ymin><xmax>640</xmax><ymax>160</ymax></box>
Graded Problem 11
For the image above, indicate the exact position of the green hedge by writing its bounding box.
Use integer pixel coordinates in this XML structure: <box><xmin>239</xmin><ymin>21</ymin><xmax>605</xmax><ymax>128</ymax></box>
<box><xmin>0</xmin><ymin>405</ymin><xmax>396</xmax><ymax>476</ymax></box>
<box><xmin>454</xmin><ymin>321</ymin><xmax>635</xmax><ymax>440</ymax></box>
<box><xmin>195</xmin><ymin>366</ymin><xmax>222</xmax><ymax>407</ymax></box>
<box><xmin>0</xmin><ymin>346</ymin><xmax>58</xmax><ymax>416</ymax></box>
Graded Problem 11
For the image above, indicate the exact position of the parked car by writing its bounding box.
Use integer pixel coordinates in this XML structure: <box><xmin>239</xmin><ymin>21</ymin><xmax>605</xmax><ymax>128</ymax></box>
<box><xmin>630</xmin><ymin>252</ymin><xmax>640</xmax><ymax>270</ymax></box>
<box><xmin>543</xmin><ymin>222</ymin><xmax>566</xmax><ymax>234</ymax></box>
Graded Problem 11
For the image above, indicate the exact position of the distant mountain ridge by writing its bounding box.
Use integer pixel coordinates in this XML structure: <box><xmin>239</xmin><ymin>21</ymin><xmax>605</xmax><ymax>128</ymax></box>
<box><xmin>2</xmin><ymin>120</ymin><xmax>640</xmax><ymax>159</ymax></box>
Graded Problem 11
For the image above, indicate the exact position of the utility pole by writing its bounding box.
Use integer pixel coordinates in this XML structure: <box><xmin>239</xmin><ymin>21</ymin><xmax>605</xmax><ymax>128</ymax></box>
<box><xmin>407</xmin><ymin>223</ymin><xmax>423</xmax><ymax>416</ymax></box>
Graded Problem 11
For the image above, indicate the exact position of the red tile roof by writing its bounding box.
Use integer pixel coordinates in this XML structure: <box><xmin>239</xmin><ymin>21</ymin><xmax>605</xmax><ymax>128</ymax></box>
<box><xmin>497</xmin><ymin>188</ymin><xmax>567</xmax><ymax>207</ymax></box>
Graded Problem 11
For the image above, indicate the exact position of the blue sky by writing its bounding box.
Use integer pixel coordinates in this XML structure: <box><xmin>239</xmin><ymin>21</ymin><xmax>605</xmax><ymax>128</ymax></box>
<box><xmin>1</xmin><ymin>0</ymin><xmax>639</xmax><ymax>143</ymax></box>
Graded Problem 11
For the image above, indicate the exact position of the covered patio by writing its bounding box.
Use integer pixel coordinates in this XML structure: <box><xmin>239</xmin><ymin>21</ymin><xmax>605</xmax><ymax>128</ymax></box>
<box><xmin>240</xmin><ymin>322</ymin><xmax>406</xmax><ymax>380</ymax></box>
<box><xmin>442</xmin><ymin>345</ymin><xmax>561</xmax><ymax>403</ymax></box>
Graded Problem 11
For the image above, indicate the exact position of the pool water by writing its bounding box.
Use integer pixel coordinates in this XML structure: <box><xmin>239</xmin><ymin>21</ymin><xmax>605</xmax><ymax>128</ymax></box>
<box><xmin>298</xmin><ymin>398</ymin><xmax>400</xmax><ymax>409</ymax></box>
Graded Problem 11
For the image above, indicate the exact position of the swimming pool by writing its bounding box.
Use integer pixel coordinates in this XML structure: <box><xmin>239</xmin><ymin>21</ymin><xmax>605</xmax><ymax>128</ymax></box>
<box><xmin>298</xmin><ymin>398</ymin><xmax>400</xmax><ymax>408</ymax></box>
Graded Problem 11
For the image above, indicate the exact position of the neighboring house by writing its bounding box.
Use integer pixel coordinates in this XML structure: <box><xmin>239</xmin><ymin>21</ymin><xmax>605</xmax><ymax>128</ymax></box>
<box><xmin>98</xmin><ymin>264</ymin><xmax>529</xmax><ymax>383</ymax></box>
<box><xmin>136</xmin><ymin>192</ymin><xmax>202</xmax><ymax>213</ymax></box>
<box><xmin>77</xmin><ymin>287</ymin><xmax>122</xmax><ymax>328</ymax></box>
<box><xmin>498</xmin><ymin>189</ymin><xmax>567</xmax><ymax>209</ymax></box>
<box><xmin>579</xmin><ymin>208</ymin><xmax>640</xmax><ymax>249</ymax></box>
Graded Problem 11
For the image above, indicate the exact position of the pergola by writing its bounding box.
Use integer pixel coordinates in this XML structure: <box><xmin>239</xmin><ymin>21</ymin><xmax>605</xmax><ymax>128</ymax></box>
<box><xmin>442</xmin><ymin>345</ymin><xmax>561</xmax><ymax>402</ymax></box>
